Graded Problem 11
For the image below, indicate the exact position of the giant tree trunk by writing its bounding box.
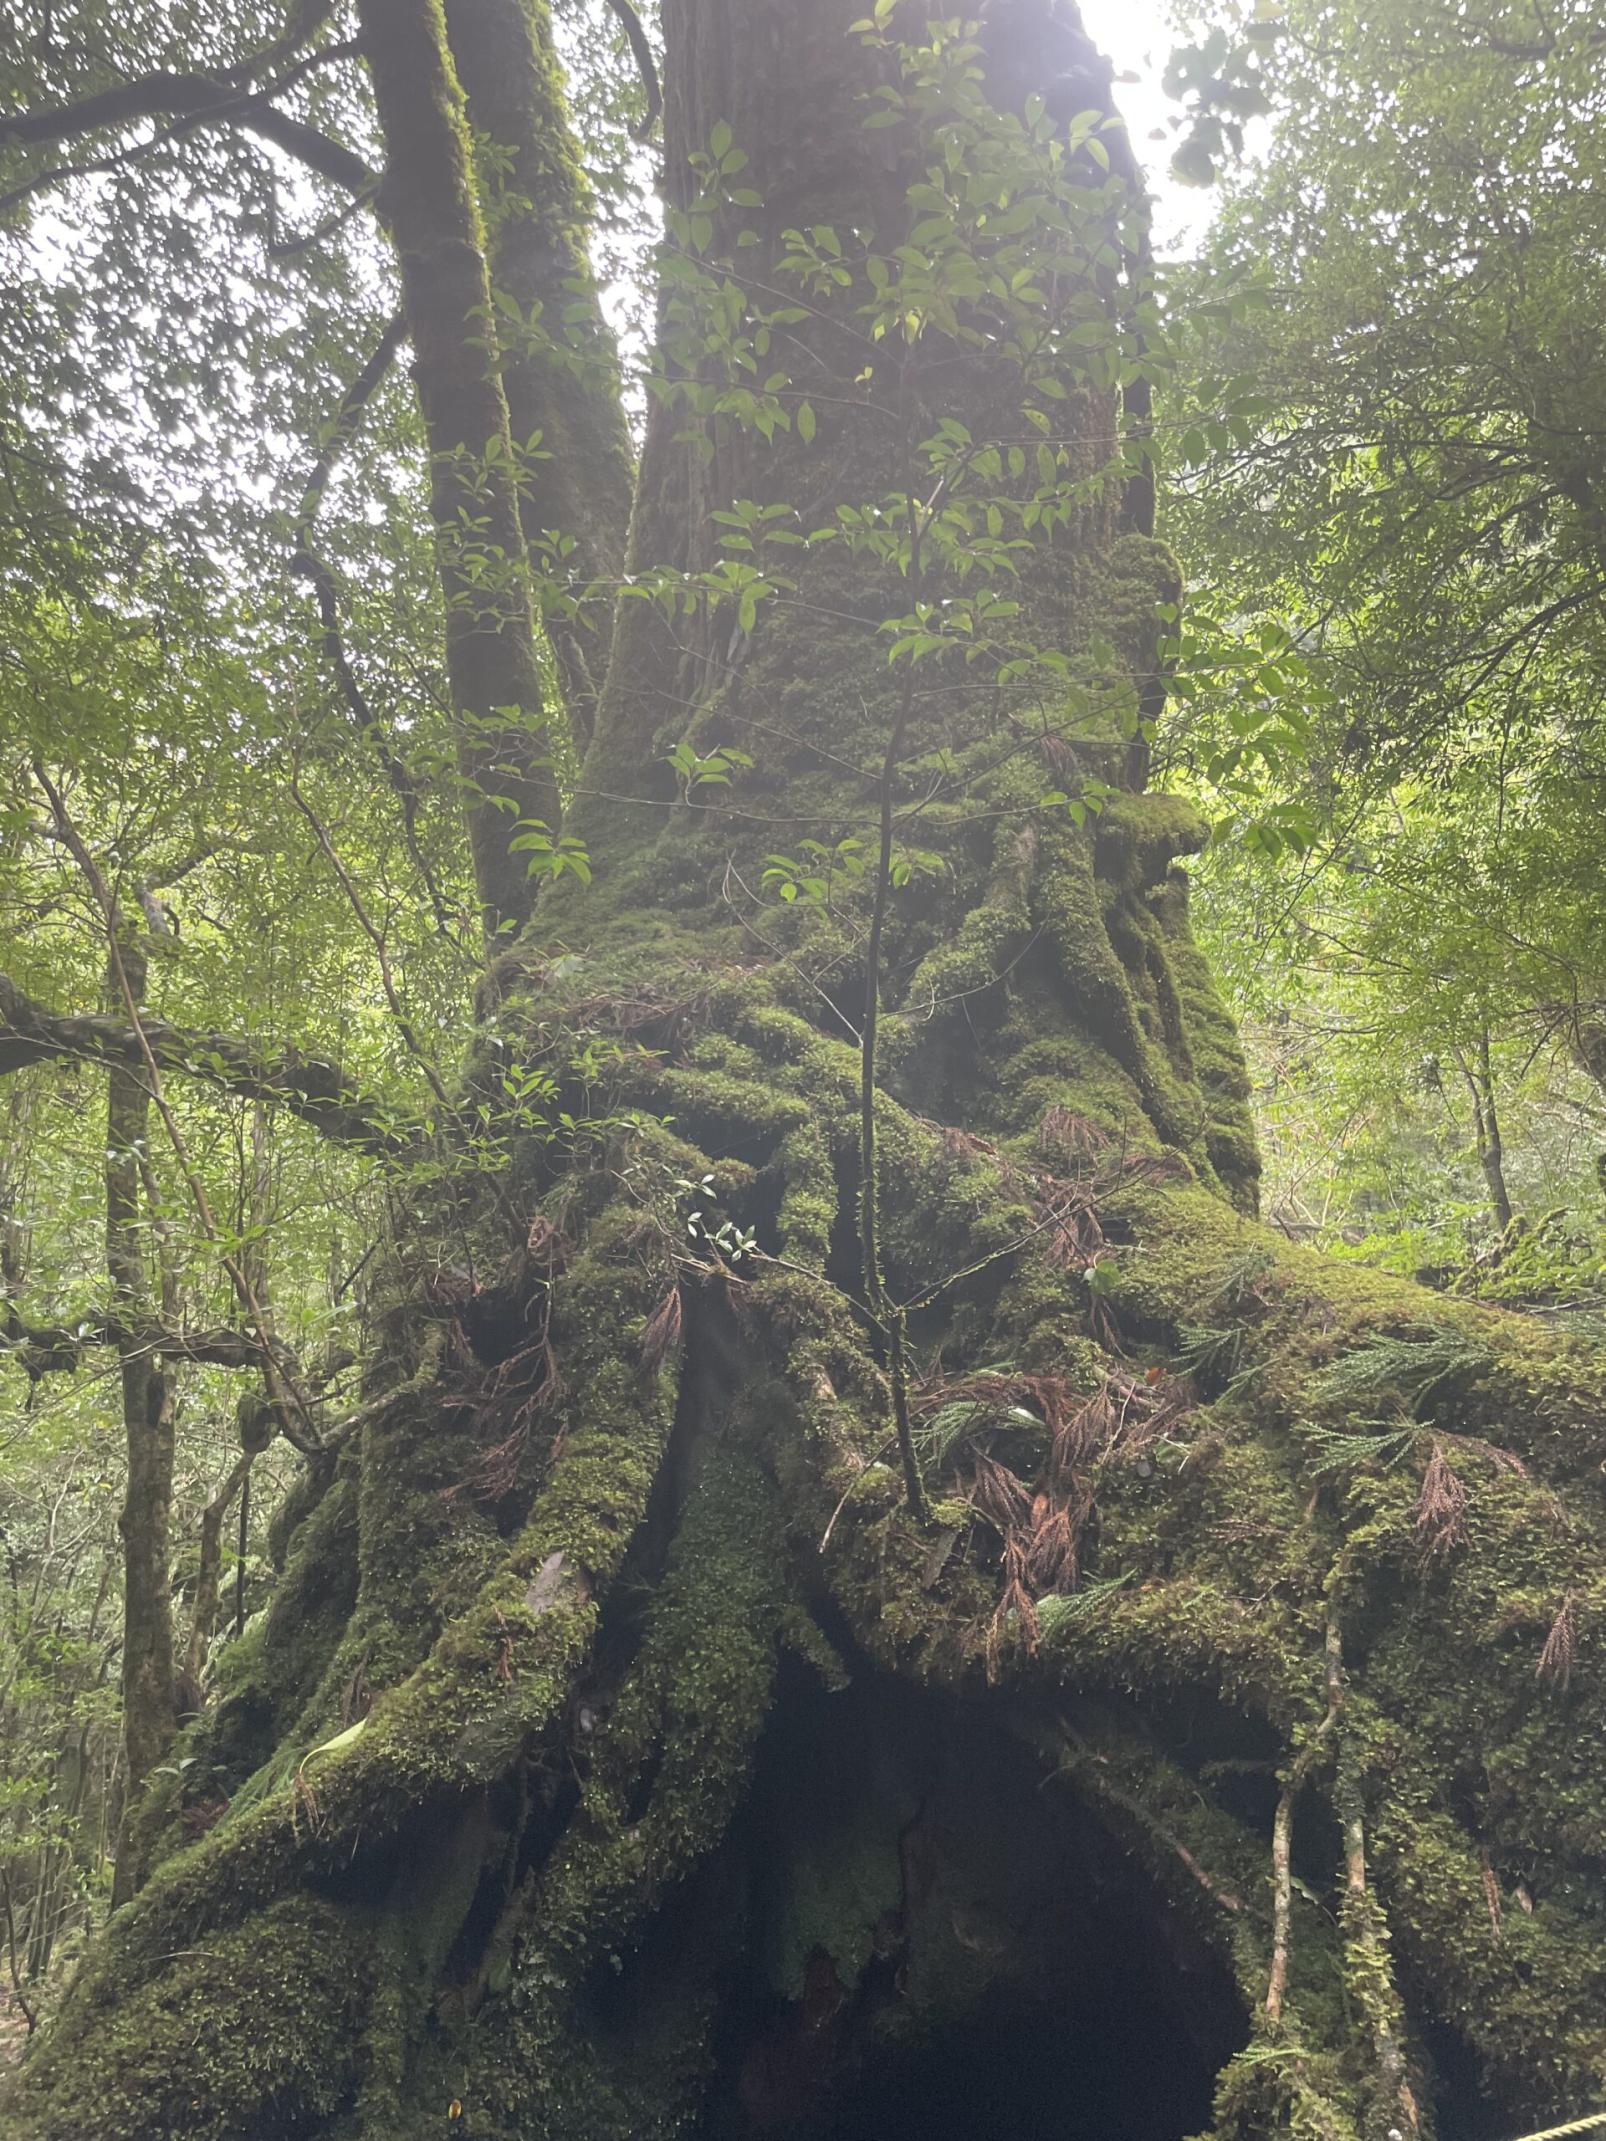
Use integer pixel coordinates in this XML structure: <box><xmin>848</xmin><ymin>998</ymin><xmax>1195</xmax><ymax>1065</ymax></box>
<box><xmin>9</xmin><ymin>5</ymin><xmax>1606</xmax><ymax>2140</ymax></box>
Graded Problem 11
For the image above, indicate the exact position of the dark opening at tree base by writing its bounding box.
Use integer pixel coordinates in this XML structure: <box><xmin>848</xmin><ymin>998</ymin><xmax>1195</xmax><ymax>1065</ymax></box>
<box><xmin>600</xmin><ymin>1661</ymin><xmax>1248</xmax><ymax>2141</ymax></box>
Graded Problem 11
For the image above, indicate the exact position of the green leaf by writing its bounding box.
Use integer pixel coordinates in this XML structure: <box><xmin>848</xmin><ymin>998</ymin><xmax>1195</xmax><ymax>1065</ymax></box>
<box><xmin>299</xmin><ymin>1717</ymin><xmax>367</xmax><ymax>1771</ymax></box>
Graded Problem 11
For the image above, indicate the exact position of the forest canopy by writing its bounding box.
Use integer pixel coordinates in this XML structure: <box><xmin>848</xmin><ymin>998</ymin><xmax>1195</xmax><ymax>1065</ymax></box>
<box><xmin>1</xmin><ymin>3</ymin><xmax>1604</xmax><ymax>2139</ymax></box>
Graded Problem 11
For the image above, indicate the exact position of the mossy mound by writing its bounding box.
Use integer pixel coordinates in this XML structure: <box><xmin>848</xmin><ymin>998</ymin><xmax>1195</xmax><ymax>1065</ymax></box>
<box><xmin>10</xmin><ymin>769</ymin><xmax>1606</xmax><ymax>2141</ymax></box>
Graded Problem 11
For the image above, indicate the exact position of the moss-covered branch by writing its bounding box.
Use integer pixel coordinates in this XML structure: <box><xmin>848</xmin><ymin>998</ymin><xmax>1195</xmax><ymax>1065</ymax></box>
<box><xmin>0</xmin><ymin>970</ymin><xmax>414</xmax><ymax>1155</ymax></box>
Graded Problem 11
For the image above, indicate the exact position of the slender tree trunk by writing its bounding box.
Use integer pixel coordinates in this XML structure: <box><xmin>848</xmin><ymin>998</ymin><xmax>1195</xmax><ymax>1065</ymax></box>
<box><xmin>105</xmin><ymin>942</ymin><xmax>177</xmax><ymax>1908</ymax></box>
<box><xmin>1575</xmin><ymin>1008</ymin><xmax>1606</xmax><ymax>1093</ymax></box>
<box><xmin>1458</xmin><ymin>1029</ymin><xmax>1514</xmax><ymax>1232</ymax></box>
<box><xmin>183</xmin><ymin>1451</ymin><xmax>252</xmax><ymax>1692</ymax></box>
<box><xmin>1476</xmin><ymin>1029</ymin><xmax>1514</xmax><ymax>1231</ymax></box>
<box><xmin>180</xmin><ymin>1103</ymin><xmax>270</xmax><ymax>1688</ymax></box>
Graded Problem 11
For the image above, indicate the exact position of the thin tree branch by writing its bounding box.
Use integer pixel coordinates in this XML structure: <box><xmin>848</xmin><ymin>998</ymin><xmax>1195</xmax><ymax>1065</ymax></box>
<box><xmin>0</xmin><ymin>35</ymin><xmax>375</xmax><ymax>200</ymax></box>
<box><xmin>295</xmin><ymin>312</ymin><xmax>410</xmax><ymax>529</ymax></box>
<box><xmin>0</xmin><ymin>971</ymin><xmax>413</xmax><ymax>1158</ymax></box>
<box><xmin>286</xmin><ymin>767</ymin><xmax>455</xmax><ymax>1112</ymax></box>
<box><xmin>32</xmin><ymin>770</ymin><xmax>326</xmax><ymax>1454</ymax></box>
<box><xmin>0</xmin><ymin>1300</ymin><xmax>302</xmax><ymax>1376</ymax></box>
<box><xmin>267</xmin><ymin>179</ymin><xmax>380</xmax><ymax>260</ymax></box>
<box><xmin>603</xmin><ymin>0</ymin><xmax>661</xmax><ymax>140</ymax></box>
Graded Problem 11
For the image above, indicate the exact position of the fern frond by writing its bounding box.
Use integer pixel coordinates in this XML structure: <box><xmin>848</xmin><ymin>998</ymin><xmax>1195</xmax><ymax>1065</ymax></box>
<box><xmin>1176</xmin><ymin>1322</ymin><xmax>1244</xmax><ymax>1381</ymax></box>
<box><xmin>1297</xmin><ymin>1421</ymin><xmax>1418</xmax><ymax>1476</ymax></box>
<box><xmin>1036</xmin><ymin>1570</ymin><xmax>1134</xmax><ymax>1638</ymax></box>
<box><xmin>1207</xmin><ymin>1244</ymin><xmax>1279</xmax><ymax>1311</ymax></box>
<box><xmin>1312</xmin><ymin>1328</ymin><xmax>1493</xmax><ymax>1417</ymax></box>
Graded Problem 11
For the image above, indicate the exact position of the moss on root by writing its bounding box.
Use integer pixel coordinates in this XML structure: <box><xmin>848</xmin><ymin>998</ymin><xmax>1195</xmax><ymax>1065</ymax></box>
<box><xmin>14</xmin><ymin>752</ymin><xmax>1606</xmax><ymax>2141</ymax></box>
<box><xmin>14</xmin><ymin>1896</ymin><xmax>368</xmax><ymax>2141</ymax></box>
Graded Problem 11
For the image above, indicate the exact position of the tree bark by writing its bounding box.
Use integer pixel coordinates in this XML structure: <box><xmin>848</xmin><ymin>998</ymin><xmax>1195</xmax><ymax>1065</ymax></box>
<box><xmin>104</xmin><ymin>942</ymin><xmax>177</xmax><ymax>1909</ymax></box>
<box><xmin>1458</xmin><ymin>1028</ymin><xmax>1514</xmax><ymax>1233</ymax></box>
<box><xmin>358</xmin><ymin>0</ymin><xmax>563</xmax><ymax>940</ymax></box>
<box><xmin>444</xmin><ymin>0</ymin><xmax>636</xmax><ymax>751</ymax></box>
<box><xmin>183</xmin><ymin>1451</ymin><xmax>253</xmax><ymax>1693</ymax></box>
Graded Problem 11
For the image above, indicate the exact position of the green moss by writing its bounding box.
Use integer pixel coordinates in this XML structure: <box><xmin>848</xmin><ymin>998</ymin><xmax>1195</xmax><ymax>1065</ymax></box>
<box><xmin>1152</xmin><ymin>870</ymin><xmax>1260</xmax><ymax>1211</ymax></box>
<box><xmin>1094</xmin><ymin>791</ymin><xmax>1207</xmax><ymax>892</ymax></box>
<box><xmin>463</xmin><ymin>1422</ymin><xmax>787</xmax><ymax>2136</ymax></box>
<box><xmin>10</xmin><ymin>1895</ymin><xmax>367</xmax><ymax>2141</ymax></box>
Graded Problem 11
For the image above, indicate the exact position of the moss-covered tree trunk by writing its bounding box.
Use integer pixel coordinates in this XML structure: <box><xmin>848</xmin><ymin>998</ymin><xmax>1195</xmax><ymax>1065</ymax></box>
<box><xmin>358</xmin><ymin>0</ymin><xmax>562</xmax><ymax>937</ymax></box>
<box><xmin>103</xmin><ymin>936</ymin><xmax>178</xmax><ymax>1909</ymax></box>
<box><xmin>442</xmin><ymin>0</ymin><xmax>636</xmax><ymax>751</ymax></box>
<box><xmin>8</xmin><ymin>4</ymin><xmax>1606</xmax><ymax>2139</ymax></box>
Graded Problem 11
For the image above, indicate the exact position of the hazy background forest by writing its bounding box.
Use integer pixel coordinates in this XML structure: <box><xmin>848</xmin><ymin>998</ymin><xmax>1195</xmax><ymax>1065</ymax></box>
<box><xmin>2</xmin><ymin>0</ymin><xmax>1602</xmax><ymax>2077</ymax></box>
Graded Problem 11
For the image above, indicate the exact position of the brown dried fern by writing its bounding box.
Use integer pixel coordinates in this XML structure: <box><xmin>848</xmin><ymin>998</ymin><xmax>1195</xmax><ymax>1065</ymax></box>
<box><xmin>639</xmin><ymin>1283</ymin><xmax>684</xmax><ymax>1373</ymax></box>
<box><xmin>988</xmin><ymin>1533</ymin><xmax>1040</xmax><ymax>1675</ymax></box>
<box><xmin>1022</xmin><ymin>1491</ymin><xmax>1079</xmax><ymax>1594</ymax></box>
<box><xmin>1051</xmin><ymin>1387</ymin><xmax>1118</xmax><ymax>1479</ymax></box>
<box><xmin>966</xmin><ymin>1449</ymin><xmax>1034</xmax><ymax>1534</ymax></box>
<box><xmin>1415</xmin><ymin>1440</ymin><xmax>1468</xmax><ymax>1562</ymax></box>
<box><xmin>1536</xmin><ymin>1594</ymin><xmax>1578</xmax><ymax>1691</ymax></box>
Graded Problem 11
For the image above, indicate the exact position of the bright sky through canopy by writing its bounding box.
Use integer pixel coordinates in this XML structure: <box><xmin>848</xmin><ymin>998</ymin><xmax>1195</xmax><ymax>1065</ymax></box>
<box><xmin>1079</xmin><ymin>0</ymin><xmax>1220</xmax><ymax>254</ymax></box>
